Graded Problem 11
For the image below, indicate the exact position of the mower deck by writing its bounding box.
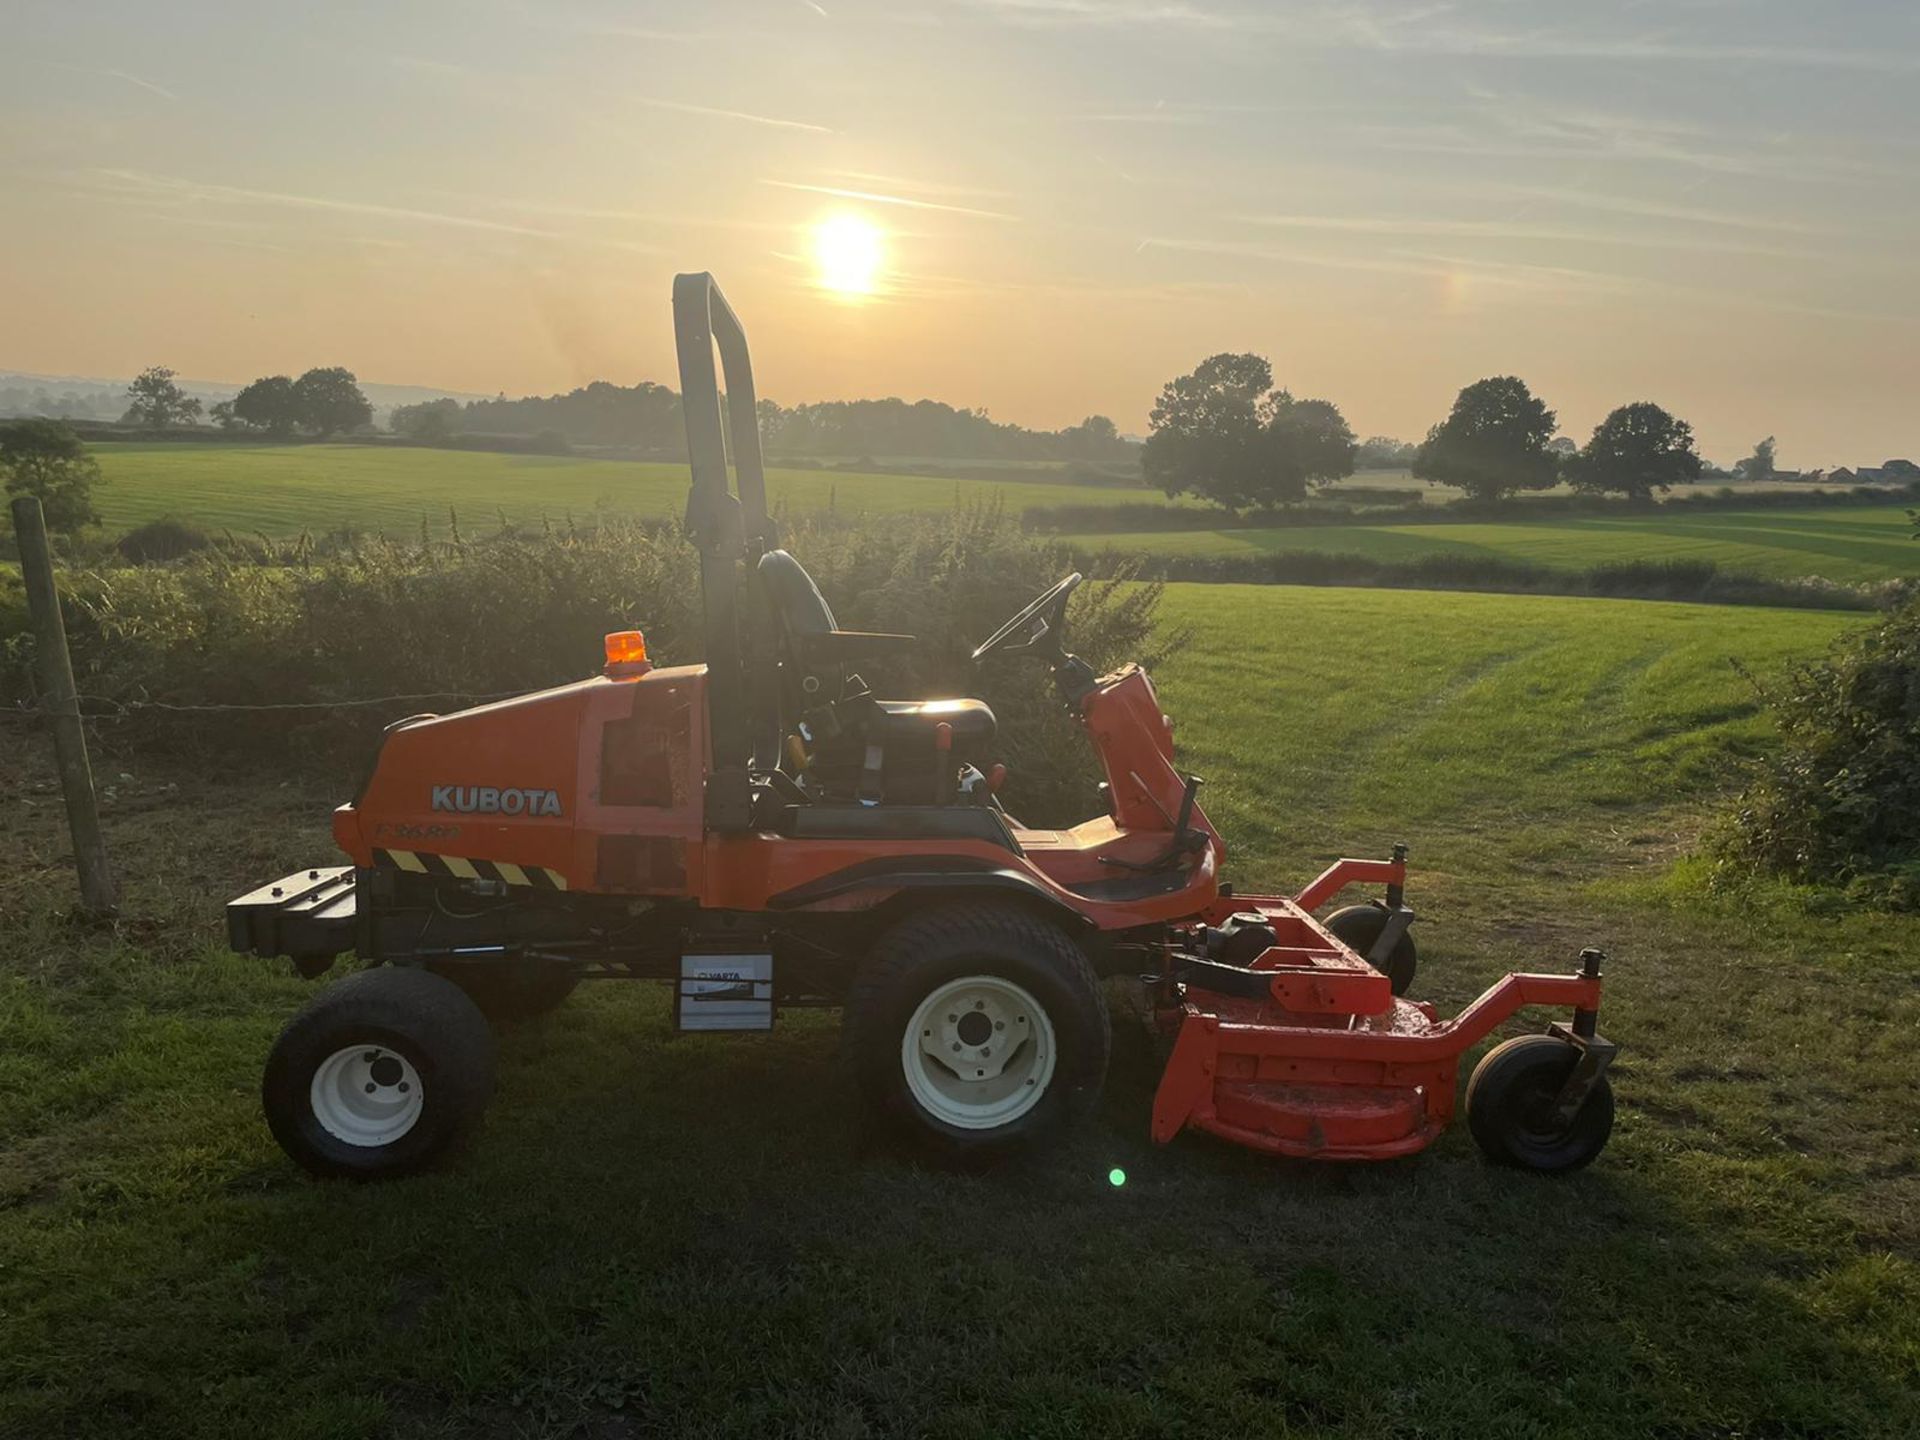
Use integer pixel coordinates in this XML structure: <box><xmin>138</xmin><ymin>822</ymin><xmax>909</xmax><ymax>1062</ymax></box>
<box><xmin>1153</xmin><ymin>881</ymin><xmax>1610</xmax><ymax>1162</ymax></box>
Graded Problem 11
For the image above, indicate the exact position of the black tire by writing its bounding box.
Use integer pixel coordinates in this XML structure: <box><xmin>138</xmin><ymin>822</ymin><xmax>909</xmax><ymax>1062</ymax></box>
<box><xmin>263</xmin><ymin>966</ymin><xmax>496</xmax><ymax>1180</ymax></box>
<box><xmin>1324</xmin><ymin>902</ymin><xmax>1418</xmax><ymax>995</ymax></box>
<box><xmin>427</xmin><ymin>960</ymin><xmax>579</xmax><ymax>1022</ymax></box>
<box><xmin>1465</xmin><ymin>1034</ymin><xmax>1614</xmax><ymax>1173</ymax></box>
<box><xmin>844</xmin><ymin>902</ymin><xmax>1109</xmax><ymax>1163</ymax></box>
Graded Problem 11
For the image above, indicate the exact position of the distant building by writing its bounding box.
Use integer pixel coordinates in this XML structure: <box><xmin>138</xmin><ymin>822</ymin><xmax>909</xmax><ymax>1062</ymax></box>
<box><xmin>1827</xmin><ymin>467</ymin><xmax>1858</xmax><ymax>484</ymax></box>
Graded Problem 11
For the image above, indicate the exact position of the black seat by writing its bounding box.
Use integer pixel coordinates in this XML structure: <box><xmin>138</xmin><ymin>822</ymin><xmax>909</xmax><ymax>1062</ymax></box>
<box><xmin>753</xmin><ymin>550</ymin><xmax>998</xmax><ymax>802</ymax></box>
<box><xmin>876</xmin><ymin>698</ymin><xmax>996</xmax><ymax>746</ymax></box>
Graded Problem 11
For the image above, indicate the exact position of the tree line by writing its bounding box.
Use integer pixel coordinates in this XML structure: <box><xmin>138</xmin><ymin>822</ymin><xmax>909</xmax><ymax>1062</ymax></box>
<box><xmin>118</xmin><ymin>365</ymin><xmax>373</xmax><ymax>438</ymax></box>
<box><xmin>391</xmin><ymin>382</ymin><xmax>1135</xmax><ymax>462</ymax></box>
<box><xmin>1141</xmin><ymin>355</ymin><xmax>1706</xmax><ymax>509</ymax></box>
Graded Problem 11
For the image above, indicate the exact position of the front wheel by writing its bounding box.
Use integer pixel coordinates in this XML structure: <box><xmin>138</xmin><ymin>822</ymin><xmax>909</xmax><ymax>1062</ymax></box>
<box><xmin>844</xmin><ymin>903</ymin><xmax>1109</xmax><ymax>1163</ymax></box>
<box><xmin>1465</xmin><ymin>1034</ymin><xmax>1614</xmax><ymax>1173</ymax></box>
<box><xmin>263</xmin><ymin>966</ymin><xmax>495</xmax><ymax>1180</ymax></box>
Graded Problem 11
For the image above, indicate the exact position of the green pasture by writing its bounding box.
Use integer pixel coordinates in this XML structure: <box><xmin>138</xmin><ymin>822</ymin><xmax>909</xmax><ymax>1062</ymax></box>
<box><xmin>5</xmin><ymin>583</ymin><xmax>1916</xmax><ymax>1438</ymax></box>
<box><xmin>1072</xmin><ymin>506</ymin><xmax>1920</xmax><ymax>584</ymax></box>
<box><xmin>86</xmin><ymin>443</ymin><xmax>1172</xmax><ymax>537</ymax></box>
<box><xmin>82</xmin><ymin>444</ymin><xmax>1918</xmax><ymax>588</ymax></box>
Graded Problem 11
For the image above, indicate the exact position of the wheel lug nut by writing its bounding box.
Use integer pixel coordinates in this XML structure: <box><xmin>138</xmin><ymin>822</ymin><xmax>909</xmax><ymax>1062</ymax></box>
<box><xmin>363</xmin><ymin>1051</ymin><xmax>378</xmax><ymax>1063</ymax></box>
<box><xmin>995</xmin><ymin>1021</ymin><xmax>1004</xmax><ymax>1031</ymax></box>
<box><xmin>951</xmin><ymin>1042</ymin><xmax>961</xmax><ymax>1052</ymax></box>
<box><xmin>398</xmin><ymin>1082</ymin><xmax>410</xmax><ymax>1093</ymax></box>
<box><xmin>365</xmin><ymin>1082</ymin><xmax>376</xmax><ymax>1094</ymax></box>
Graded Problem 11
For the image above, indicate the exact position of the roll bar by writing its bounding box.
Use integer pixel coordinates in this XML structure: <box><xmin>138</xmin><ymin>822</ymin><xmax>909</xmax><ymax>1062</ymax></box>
<box><xmin>673</xmin><ymin>272</ymin><xmax>774</xmax><ymax>557</ymax></box>
<box><xmin>673</xmin><ymin>272</ymin><xmax>773</xmax><ymax>831</ymax></box>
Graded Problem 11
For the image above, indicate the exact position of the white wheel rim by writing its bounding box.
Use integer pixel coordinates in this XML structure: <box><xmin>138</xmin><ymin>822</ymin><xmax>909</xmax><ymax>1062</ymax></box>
<box><xmin>902</xmin><ymin>975</ymin><xmax>1058</xmax><ymax>1130</ymax></box>
<box><xmin>309</xmin><ymin>1045</ymin><xmax>424</xmax><ymax>1148</ymax></box>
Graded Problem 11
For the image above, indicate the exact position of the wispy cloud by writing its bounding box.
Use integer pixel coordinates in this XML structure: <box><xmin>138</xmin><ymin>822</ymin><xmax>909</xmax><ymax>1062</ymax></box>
<box><xmin>631</xmin><ymin>97</ymin><xmax>831</xmax><ymax>133</ymax></box>
<box><xmin>823</xmin><ymin>170</ymin><xmax>1014</xmax><ymax>201</ymax></box>
<box><xmin>1345</xmin><ymin>100</ymin><xmax>1920</xmax><ymax>188</ymax></box>
<box><xmin>1385</xmin><ymin>32</ymin><xmax>1920</xmax><ymax>75</ymax></box>
<box><xmin>1141</xmin><ymin>233</ymin><xmax>1910</xmax><ymax>325</ymax></box>
<box><xmin>40</xmin><ymin>61</ymin><xmax>178</xmax><ymax>102</ymax></box>
<box><xmin>1232</xmin><ymin>212</ymin><xmax>1824</xmax><ymax>262</ymax></box>
<box><xmin>497</xmin><ymin>1</ymin><xmax>735</xmax><ymax>43</ymax></box>
<box><xmin>962</xmin><ymin>0</ymin><xmax>1231</xmax><ymax>26</ymax></box>
<box><xmin>960</xmin><ymin>0</ymin><xmax>1920</xmax><ymax>74</ymax></box>
<box><xmin>424</xmin><ymin>190</ymin><xmax>787</xmax><ymax>233</ymax></box>
<box><xmin>1482</xmin><ymin>182</ymin><xmax>1832</xmax><ymax>237</ymax></box>
<box><xmin>73</xmin><ymin>170</ymin><xmax>664</xmax><ymax>252</ymax></box>
<box><xmin>1137</xmin><ymin>234</ymin><xmax>1583</xmax><ymax>291</ymax></box>
<box><xmin>760</xmin><ymin>179</ymin><xmax>1017</xmax><ymax>219</ymax></box>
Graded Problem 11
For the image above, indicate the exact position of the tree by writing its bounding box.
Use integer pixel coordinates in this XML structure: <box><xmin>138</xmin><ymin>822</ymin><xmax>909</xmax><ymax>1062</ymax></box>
<box><xmin>208</xmin><ymin>400</ymin><xmax>242</xmax><ymax>431</ymax></box>
<box><xmin>1565</xmin><ymin>402</ymin><xmax>1703</xmax><ymax>502</ymax></box>
<box><xmin>1264</xmin><ymin>393</ymin><xmax>1356</xmax><ymax>494</ymax></box>
<box><xmin>1060</xmin><ymin>414</ymin><xmax>1125</xmax><ymax>460</ymax></box>
<box><xmin>1411</xmin><ymin>377</ymin><xmax>1558</xmax><ymax>502</ymax></box>
<box><xmin>1736</xmin><ymin>436</ymin><xmax>1777</xmax><ymax>482</ymax></box>
<box><xmin>0</xmin><ymin>418</ymin><xmax>103</xmax><ymax>534</ymax></box>
<box><xmin>390</xmin><ymin>397</ymin><xmax>461</xmax><ymax>443</ymax></box>
<box><xmin>1548</xmin><ymin>435</ymin><xmax>1578</xmax><ymax>456</ymax></box>
<box><xmin>293</xmin><ymin>367</ymin><xmax>373</xmax><ymax>437</ymax></box>
<box><xmin>1143</xmin><ymin>353</ymin><xmax>1349</xmax><ymax>510</ymax></box>
<box><xmin>233</xmin><ymin>375</ymin><xmax>302</xmax><ymax>438</ymax></box>
<box><xmin>1142</xmin><ymin>353</ymin><xmax>1272</xmax><ymax>509</ymax></box>
<box><xmin>122</xmin><ymin>366</ymin><xmax>203</xmax><ymax>427</ymax></box>
<box><xmin>1355</xmin><ymin>435</ymin><xmax>1416</xmax><ymax>469</ymax></box>
<box><xmin>756</xmin><ymin>397</ymin><xmax>786</xmax><ymax>449</ymax></box>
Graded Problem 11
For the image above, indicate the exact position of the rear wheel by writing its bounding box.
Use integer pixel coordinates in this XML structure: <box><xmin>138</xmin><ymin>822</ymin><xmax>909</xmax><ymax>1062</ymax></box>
<box><xmin>1466</xmin><ymin>1034</ymin><xmax>1614</xmax><ymax>1173</ymax></box>
<box><xmin>427</xmin><ymin>960</ymin><xmax>578</xmax><ymax>1022</ymax></box>
<box><xmin>845</xmin><ymin>903</ymin><xmax>1109</xmax><ymax>1163</ymax></box>
<box><xmin>1324</xmin><ymin>903</ymin><xmax>1417</xmax><ymax>995</ymax></box>
<box><xmin>263</xmin><ymin>966</ymin><xmax>495</xmax><ymax>1180</ymax></box>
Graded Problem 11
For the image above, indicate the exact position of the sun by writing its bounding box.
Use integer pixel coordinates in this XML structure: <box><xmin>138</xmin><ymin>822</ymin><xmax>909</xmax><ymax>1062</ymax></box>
<box><xmin>810</xmin><ymin>212</ymin><xmax>884</xmax><ymax>297</ymax></box>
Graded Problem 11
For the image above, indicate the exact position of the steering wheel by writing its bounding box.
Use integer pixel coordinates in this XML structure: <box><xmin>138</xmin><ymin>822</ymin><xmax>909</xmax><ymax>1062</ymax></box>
<box><xmin>971</xmin><ymin>572</ymin><xmax>1083</xmax><ymax>664</ymax></box>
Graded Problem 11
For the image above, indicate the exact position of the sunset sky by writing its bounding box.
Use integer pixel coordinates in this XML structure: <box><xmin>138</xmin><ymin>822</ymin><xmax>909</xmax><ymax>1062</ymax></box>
<box><xmin>3</xmin><ymin>0</ymin><xmax>1917</xmax><ymax>466</ymax></box>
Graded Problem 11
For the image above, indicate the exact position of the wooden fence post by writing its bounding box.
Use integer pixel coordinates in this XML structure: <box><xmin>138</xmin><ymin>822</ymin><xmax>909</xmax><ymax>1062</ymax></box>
<box><xmin>10</xmin><ymin>496</ymin><xmax>119</xmax><ymax>917</ymax></box>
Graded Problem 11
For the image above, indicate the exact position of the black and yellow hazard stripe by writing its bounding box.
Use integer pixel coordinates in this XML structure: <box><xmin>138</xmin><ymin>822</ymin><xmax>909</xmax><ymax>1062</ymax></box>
<box><xmin>374</xmin><ymin>849</ymin><xmax>568</xmax><ymax>891</ymax></box>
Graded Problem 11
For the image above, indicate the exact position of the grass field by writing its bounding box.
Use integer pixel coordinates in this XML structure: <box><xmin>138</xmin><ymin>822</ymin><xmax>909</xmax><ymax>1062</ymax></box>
<box><xmin>1318</xmin><ymin>468</ymin><xmax>1866</xmax><ymax>500</ymax></box>
<box><xmin>85</xmin><ymin>444</ymin><xmax>1919</xmax><ymax>588</ymax></box>
<box><xmin>1072</xmin><ymin>506</ymin><xmax>1920</xmax><ymax>584</ymax></box>
<box><xmin>88</xmin><ymin>443</ymin><xmax>1177</xmax><ymax>536</ymax></box>
<box><xmin>5</xmin><ymin>584</ymin><xmax>1916</xmax><ymax>1439</ymax></box>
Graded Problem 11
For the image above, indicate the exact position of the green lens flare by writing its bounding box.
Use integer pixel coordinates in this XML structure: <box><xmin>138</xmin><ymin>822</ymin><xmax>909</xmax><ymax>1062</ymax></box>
<box><xmin>1108</xmin><ymin>1167</ymin><xmax>1127</xmax><ymax>1187</ymax></box>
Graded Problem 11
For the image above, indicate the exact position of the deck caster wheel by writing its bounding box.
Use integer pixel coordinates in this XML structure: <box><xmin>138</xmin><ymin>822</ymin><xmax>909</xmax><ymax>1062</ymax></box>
<box><xmin>427</xmin><ymin>961</ymin><xmax>578</xmax><ymax>1022</ymax></box>
<box><xmin>844</xmin><ymin>903</ymin><xmax>1109</xmax><ymax>1164</ymax></box>
<box><xmin>1324</xmin><ymin>903</ymin><xmax>1417</xmax><ymax>995</ymax></box>
<box><xmin>1465</xmin><ymin>1034</ymin><xmax>1614</xmax><ymax>1173</ymax></box>
<box><xmin>263</xmin><ymin>966</ymin><xmax>495</xmax><ymax>1180</ymax></box>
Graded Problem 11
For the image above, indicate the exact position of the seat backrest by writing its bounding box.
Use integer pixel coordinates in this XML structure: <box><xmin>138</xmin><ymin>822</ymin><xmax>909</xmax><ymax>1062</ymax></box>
<box><xmin>755</xmin><ymin>550</ymin><xmax>855</xmax><ymax>737</ymax></box>
<box><xmin>757</xmin><ymin>549</ymin><xmax>837</xmax><ymax>639</ymax></box>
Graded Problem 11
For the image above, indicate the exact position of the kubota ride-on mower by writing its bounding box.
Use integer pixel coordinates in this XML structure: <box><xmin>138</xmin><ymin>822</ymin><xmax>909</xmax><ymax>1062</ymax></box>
<box><xmin>231</xmin><ymin>274</ymin><xmax>1618</xmax><ymax>1181</ymax></box>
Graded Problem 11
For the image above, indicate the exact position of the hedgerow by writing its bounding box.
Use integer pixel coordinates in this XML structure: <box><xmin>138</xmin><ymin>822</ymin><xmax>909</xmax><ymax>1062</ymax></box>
<box><xmin>1</xmin><ymin>507</ymin><xmax>1164</xmax><ymax>825</ymax></box>
<box><xmin>1712</xmin><ymin>594</ymin><xmax>1920</xmax><ymax>907</ymax></box>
